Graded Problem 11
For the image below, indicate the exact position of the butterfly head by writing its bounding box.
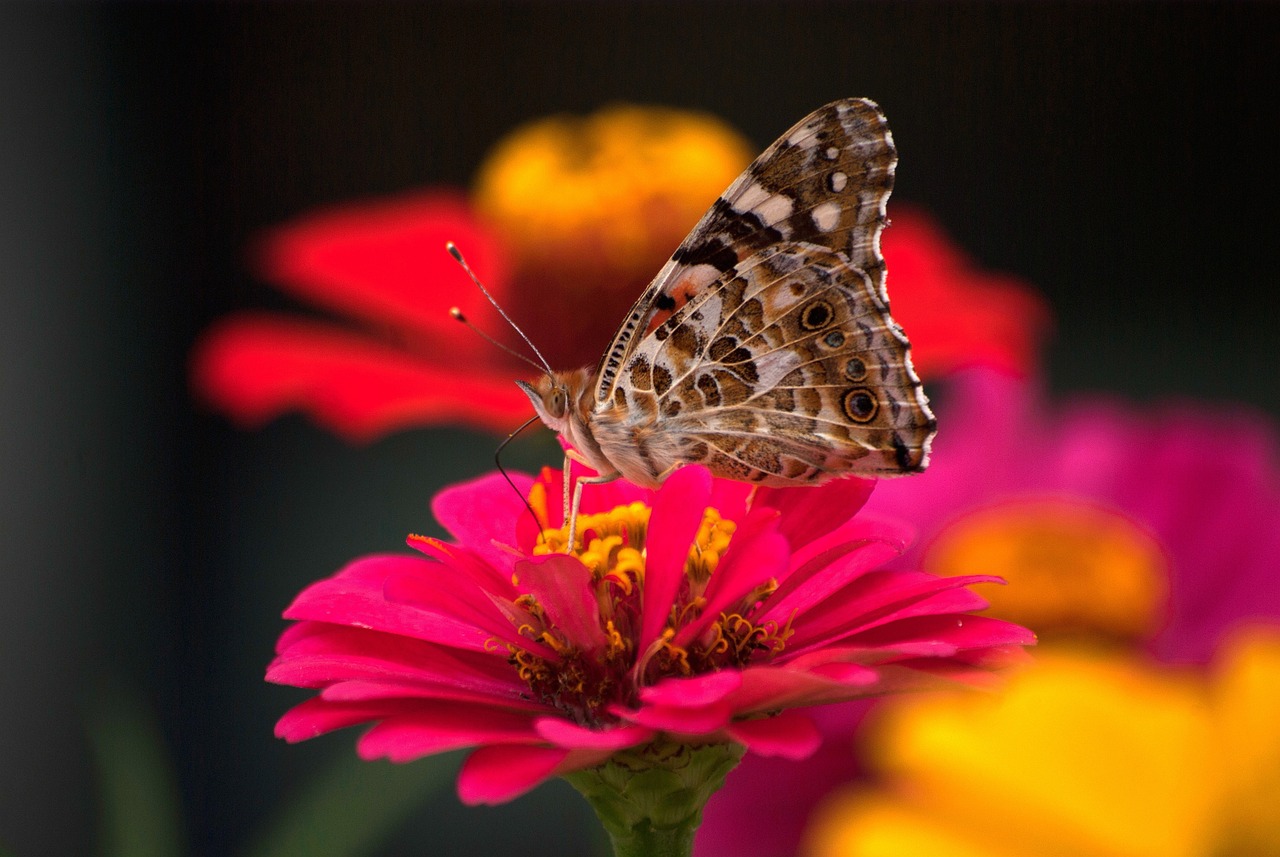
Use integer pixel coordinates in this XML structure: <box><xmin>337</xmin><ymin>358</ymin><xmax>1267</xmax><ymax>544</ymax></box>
<box><xmin>515</xmin><ymin>370</ymin><xmax>590</xmax><ymax>436</ymax></box>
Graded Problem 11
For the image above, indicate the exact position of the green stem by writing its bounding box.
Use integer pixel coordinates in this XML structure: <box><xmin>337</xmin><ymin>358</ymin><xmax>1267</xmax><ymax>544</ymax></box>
<box><xmin>598</xmin><ymin>822</ymin><xmax>697</xmax><ymax>857</ymax></box>
<box><xmin>564</xmin><ymin>742</ymin><xmax>745</xmax><ymax>857</ymax></box>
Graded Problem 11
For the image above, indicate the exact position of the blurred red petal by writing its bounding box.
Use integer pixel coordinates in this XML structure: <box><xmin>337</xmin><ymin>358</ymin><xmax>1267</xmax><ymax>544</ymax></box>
<box><xmin>191</xmin><ymin>314</ymin><xmax>531</xmax><ymax>438</ymax></box>
<box><xmin>255</xmin><ymin>190</ymin><xmax>512</xmax><ymax>339</ymax></box>
<box><xmin>883</xmin><ymin>208</ymin><xmax>1051</xmax><ymax>378</ymax></box>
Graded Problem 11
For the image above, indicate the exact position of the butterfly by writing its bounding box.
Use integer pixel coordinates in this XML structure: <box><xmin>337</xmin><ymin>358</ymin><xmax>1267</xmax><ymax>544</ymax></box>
<box><xmin>509</xmin><ymin>98</ymin><xmax>937</xmax><ymax>537</ymax></box>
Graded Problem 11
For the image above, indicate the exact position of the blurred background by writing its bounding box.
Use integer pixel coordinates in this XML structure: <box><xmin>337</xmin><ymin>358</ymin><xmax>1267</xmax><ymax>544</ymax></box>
<box><xmin>2</xmin><ymin>3</ymin><xmax>1277</xmax><ymax>856</ymax></box>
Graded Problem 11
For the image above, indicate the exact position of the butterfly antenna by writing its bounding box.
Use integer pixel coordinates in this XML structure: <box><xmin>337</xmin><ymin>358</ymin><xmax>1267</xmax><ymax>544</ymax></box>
<box><xmin>446</xmin><ymin>241</ymin><xmax>554</xmax><ymax>376</ymax></box>
<box><xmin>449</xmin><ymin>307</ymin><xmax>546</xmax><ymax>374</ymax></box>
<box><xmin>495</xmin><ymin>415</ymin><xmax>550</xmax><ymax>543</ymax></box>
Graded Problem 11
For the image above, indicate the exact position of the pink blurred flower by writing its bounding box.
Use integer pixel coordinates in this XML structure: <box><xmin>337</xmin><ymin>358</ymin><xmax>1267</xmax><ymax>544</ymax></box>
<box><xmin>866</xmin><ymin>368</ymin><xmax>1280</xmax><ymax>663</ymax></box>
<box><xmin>268</xmin><ymin>464</ymin><xmax>1032</xmax><ymax>805</ymax></box>
<box><xmin>699</xmin><ymin>369</ymin><xmax>1280</xmax><ymax>857</ymax></box>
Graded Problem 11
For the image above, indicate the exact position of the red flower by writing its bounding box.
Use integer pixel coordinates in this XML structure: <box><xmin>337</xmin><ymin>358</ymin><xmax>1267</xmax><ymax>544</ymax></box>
<box><xmin>268</xmin><ymin>465</ymin><xmax>1032</xmax><ymax>804</ymax></box>
<box><xmin>191</xmin><ymin>192</ymin><xmax>530</xmax><ymax>438</ymax></box>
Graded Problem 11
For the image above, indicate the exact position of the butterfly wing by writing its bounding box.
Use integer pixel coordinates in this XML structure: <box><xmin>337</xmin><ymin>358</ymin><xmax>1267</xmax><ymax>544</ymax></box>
<box><xmin>605</xmin><ymin>241</ymin><xmax>935</xmax><ymax>485</ymax></box>
<box><xmin>594</xmin><ymin>97</ymin><xmax>898</xmax><ymax>404</ymax></box>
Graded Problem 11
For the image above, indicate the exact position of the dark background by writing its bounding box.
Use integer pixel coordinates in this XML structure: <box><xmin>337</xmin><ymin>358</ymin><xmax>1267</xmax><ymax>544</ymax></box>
<box><xmin>2</xmin><ymin>3</ymin><xmax>1277</xmax><ymax>856</ymax></box>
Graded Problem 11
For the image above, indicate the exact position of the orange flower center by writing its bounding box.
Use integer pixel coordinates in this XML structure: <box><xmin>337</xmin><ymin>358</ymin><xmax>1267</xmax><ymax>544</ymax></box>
<box><xmin>923</xmin><ymin>498</ymin><xmax>1168</xmax><ymax>644</ymax></box>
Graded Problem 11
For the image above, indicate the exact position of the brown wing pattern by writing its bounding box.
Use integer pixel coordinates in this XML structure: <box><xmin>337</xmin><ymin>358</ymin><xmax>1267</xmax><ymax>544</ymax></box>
<box><xmin>594</xmin><ymin>98</ymin><xmax>897</xmax><ymax>406</ymax></box>
<box><xmin>602</xmin><ymin>242</ymin><xmax>934</xmax><ymax>486</ymax></box>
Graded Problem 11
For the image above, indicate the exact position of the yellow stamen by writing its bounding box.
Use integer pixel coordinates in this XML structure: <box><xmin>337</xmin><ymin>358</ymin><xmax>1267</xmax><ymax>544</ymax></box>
<box><xmin>501</xmin><ymin>485</ymin><xmax>791</xmax><ymax>719</ymax></box>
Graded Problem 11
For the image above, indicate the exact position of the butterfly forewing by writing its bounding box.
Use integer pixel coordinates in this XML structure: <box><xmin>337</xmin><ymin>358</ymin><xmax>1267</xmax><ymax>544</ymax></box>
<box><xmin>594</xmin><ymin>98</ymin><xmax>898</xmax><ymax>403</ymax></box>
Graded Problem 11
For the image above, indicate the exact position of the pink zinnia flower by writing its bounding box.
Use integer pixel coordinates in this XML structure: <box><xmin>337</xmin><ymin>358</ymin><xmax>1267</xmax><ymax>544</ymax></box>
<box><xmin>268</xmin><ymin>464</ymin><xmax>1032</xmax><ymax>812</ymax></box>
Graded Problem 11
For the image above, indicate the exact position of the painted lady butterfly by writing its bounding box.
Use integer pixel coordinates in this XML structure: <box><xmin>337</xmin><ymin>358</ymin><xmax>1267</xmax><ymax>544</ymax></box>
<box><xmin>505</xmin><ymin>98</ymin><xmax>936</xmax><ymax>531</ymax></box>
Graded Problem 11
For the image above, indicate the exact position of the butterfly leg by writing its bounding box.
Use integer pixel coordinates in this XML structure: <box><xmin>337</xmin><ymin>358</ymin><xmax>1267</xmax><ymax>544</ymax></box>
<box><xmin>561</xmin><ymin>451</ymin><xmax>622</xmax><ymax>550</ymax></box>
<box><xmin>560</xmin><ymin>449</ymin><xmax>597</xmax><ymax>531</ymax></box>
<box><xmin>567</xmin><ymin>470</ymin><xmax>621</xmax><ymax>550</ymax></box>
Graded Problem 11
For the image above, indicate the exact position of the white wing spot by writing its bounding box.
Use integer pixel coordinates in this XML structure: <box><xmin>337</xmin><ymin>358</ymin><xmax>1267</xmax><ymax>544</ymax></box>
<box><xmin>811</xmin><ymin>201</ymin><xmax>841</xmax><ymax>232</ymax></box>
<box><xmin>734</xmin><ymin>182</ymin><xmax>770</xmax><ymax>211</ymax></box>
<box><xmin>825</xmin><ymin>146</ymin><xmax>840</xmax><ymax>160</ymax></box>
<box><xmin>829</xmin><ymin>171</ymin><xmax>848</xmax><ymax>192</ymax></box>
<box><xmin>788</xmin><ymin>126</ymin><xmax>820</xmax><ymax>149</ymax></box>
<box><xmin>754</xmin><ymin>193</ymin><xmax>794</xmax><ymax>227</ymax></box>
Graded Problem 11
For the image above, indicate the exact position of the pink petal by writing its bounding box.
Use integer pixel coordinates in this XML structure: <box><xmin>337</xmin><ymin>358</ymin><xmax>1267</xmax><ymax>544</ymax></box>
<box><xmin>783</xmin><ymin>572</ymin><xmax>1000</xmax><ymax>653</ymax></box>
<box><xmin>314</xmin><ymin>680</ymin><xmax>547</xmax><ymax>716</ymax></box>
<box><xmin>430</xmin><ymin>471</ymin><xmax>536</xmax><ymax>574</ymax></box>
<box><xmin>639</xmin><ymin>670</ymin><xmax>743</xmax><ymax>707</ymax></box>
<box><xmin>407</xmin><ymin>536</ymin><xmax>518</xmax><ymax>601</ymax></box>
<box><xmin>675</xmin><ymin>529</ymin><xmax>790</xmax><ymax>648</ymax></box>
<box><xmin>726</xmin><ymin>710</ymin><xmax>822</xmax><ymax>759</ymax></box>
<box><xmin>275</xmin><ymin>697</ymin><xmax>422</xmax><ymax>742</ymax></box>
<box><xmin>617</xmin><ymin>700</ymin><xmax>735</xmax><ymax>734</ymax></box>
<box><xmin>514</xmin><ymin>555</ymin><xmax>608</xmax><ymax>652</ymax></box>
<box><xmin>709</xmin><ymin>479</ymin><xmax>754</xmax><ymax>523</ymax></box>
<box><xmin>843</xmin><ymin>613</ymin><xmax>1037</xmax><ymax>655</ymax></box>
<box><xmin>282</xmin><ymin>555</ymin><xmax>491</xmax><ymax>651</ymax></box>
<box><xmin>456</xmin><ymin>744</ymin><xmax>617</xmax><ymax>805</ymax></box>
<box><xmin>783</xmin><ymin>515</ymin><xmax>914</xmax><ymax>584</ymax></box>
<box><xmin>640</xmin><ymin>466</ymin><xmax>713</xmax><ymax>652</ymax></box>
<box><xmin>761</xmin><ymin>539</ymin><xmax>906</xmax><ymax>625</ymax></box>
<box><xmin>723</xmin><ymin>664</ymin><xmax>881</xmax><ymax>714</ymax></box>
<box><xmin>534</xmin><ymin>718</ymin><xmax>655</xmax><ymax>750</ymax></box>
<box><xmin>267</xmin><ymin>623</ymin><xmax>523</xmax><ymax>695</ymax></box>
<box><xmin>382</xmin><ymin>567</ymin><xmax>557</xmax><ymax>659</ymax></box>
<box><xmin>755</xmin><ymin>476</ymin><xmax>876</xmax><ymax>547</ymax></box>
<box><xmin>356</xmin><ymin>702</ymin><xmax>541</xmax><ymax>762</ymax></box>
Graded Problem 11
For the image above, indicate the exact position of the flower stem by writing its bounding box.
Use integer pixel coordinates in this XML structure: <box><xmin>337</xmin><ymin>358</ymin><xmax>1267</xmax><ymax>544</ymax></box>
<box><xmin>564</xmin><ymin>742</ymin><xmax>745</xmax><ymax>857</ymax></box>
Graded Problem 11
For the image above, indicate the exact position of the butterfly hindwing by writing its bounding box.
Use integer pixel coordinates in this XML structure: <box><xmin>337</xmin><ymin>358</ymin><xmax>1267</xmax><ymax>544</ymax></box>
<box><xmin>594</xmin><ymin>98</ymin><xmax>896</xmax><ymax>405</ymax></box>
<box><xmin>607</xmin><ymin>242</ymin><xmax>934</xmax><ymax>484</ymax></box>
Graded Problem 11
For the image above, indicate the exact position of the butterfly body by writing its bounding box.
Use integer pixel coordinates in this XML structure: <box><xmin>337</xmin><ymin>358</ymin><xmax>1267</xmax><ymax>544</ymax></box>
<box><xmin>517</xmin><ymin>98</ymin><xmax>936</xmax><ymax>495</ymax></box>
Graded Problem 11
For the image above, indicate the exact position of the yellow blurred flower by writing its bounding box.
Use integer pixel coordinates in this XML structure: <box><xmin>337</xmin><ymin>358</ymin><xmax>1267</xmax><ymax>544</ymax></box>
<box><xmin>804</xmin><ymin>629</ymin><xmax>1280</xmax><ymax>857</ymax></box>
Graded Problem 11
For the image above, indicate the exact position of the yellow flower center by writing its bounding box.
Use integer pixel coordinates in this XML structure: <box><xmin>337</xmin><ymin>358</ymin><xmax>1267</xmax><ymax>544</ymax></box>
<box><xmin>923</xmin><ymin>498</ymin><xmax>1168</xmax><ymax>644</ymax></box>
<box><xmin>473</xmin><ymin>105</ymin><xmax>752</xmax><ymax>283</ymax></box>
<box><xmin>505</xmin><ymin>487</ymin><xmax>791</xmax><ymax>725</ymax></box>
<box><xmin>470</xmin><ymin>105</ymin><xmax>754</xmax><ymax>368</ymax></box>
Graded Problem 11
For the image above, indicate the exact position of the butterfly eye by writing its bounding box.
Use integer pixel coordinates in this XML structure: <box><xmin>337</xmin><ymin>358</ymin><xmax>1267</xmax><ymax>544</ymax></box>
<box><xmin>547</xmin><ymin>388</ymin><xmax>569</xmax><ymax>419</ymax></box>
